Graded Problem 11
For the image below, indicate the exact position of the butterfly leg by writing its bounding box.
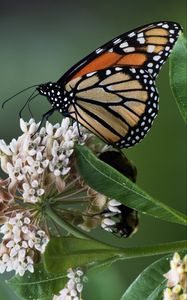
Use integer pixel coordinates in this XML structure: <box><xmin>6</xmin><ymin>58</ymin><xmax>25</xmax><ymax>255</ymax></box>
<box><xmin>28</xmin><ymin>100</ymin><xmax>34</xmax><ymax>118</ymax></box>
<box><xmin>76</xmin><ymin>119</ymin><xmax>83</xmax><ymax>138</ymax></box>
<box><xmin>33</xmin><ymin>108</ymin><xmax>55</xmax><ymax>136</ymax></box>
<box><xmin>72</xmin><ymin>105</ymin><xmax>83</xmax><ymax>138</ymax></box>
<box><xmin>19</xmin><ymin>90</ymin><xmax>37</xmax><ymax>118</ymax></box>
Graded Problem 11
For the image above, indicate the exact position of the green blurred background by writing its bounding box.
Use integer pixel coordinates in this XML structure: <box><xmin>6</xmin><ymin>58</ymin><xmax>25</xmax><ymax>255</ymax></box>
<box><xmin>0</xmin><ymin>0</ymin><xmax>186</xmax><ymax>299</ymax></box>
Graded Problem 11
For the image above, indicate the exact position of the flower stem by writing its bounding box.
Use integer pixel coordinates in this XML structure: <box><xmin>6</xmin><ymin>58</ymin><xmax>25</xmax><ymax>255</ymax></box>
<box><xmin>46</xmin><ymin>205</ymin><xmax>90</xmax><ymax>240</ymax></box>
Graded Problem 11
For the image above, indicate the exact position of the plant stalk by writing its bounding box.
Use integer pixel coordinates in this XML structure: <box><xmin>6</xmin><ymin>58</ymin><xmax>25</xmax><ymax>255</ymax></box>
<box><xmin>46</xmin><ymin>206</ymin><xmax>187</xmax><ymax>258</ymax></box>
<box><xmin>46</xmin><ymin>205</ymin><xmax>90</xmax><ymax>240</ymax></box>
<box><xmin>116</xmin><ymin>240</ymin><xmax>187</xmax><ymax>259</ymax></box>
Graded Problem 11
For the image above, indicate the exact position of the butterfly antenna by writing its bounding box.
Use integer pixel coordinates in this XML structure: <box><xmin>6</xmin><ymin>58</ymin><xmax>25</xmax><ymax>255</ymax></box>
<box><xmin>1</xmin><ymin>84</ymin><xmax>39</xmax><ymax>109</ymax></box>
<box><xmin>19</xmin><ymin>91</ymin><xmax>39</xmax><ymax>118</ymax></box>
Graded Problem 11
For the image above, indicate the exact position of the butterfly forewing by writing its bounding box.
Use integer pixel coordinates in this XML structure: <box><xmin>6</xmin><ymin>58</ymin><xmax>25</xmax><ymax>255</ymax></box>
<box><xmin>58</xmin><ymin>21</ymin><xmax>182</xmax><ymax>84</ymax></box>
<box><xmin>65</xmin><ymin>66</ymin><xmax>159</xmax><ymax>148</ymax></box>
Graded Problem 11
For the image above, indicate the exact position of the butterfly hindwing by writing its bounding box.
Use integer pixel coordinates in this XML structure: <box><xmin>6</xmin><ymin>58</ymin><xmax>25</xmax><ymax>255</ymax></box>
<box><xmin>65</xmin><ymin>66</ymin><xmax>159</xmax><ymax>148</ymax></box>
<box><xmin>58</xmin><ymin>21</ymin><xmax>182</xmax><ymax>84</ymax></box>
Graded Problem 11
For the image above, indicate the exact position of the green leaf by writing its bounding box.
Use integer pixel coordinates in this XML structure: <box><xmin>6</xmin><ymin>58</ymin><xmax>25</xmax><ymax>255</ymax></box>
<box><xmin>44</xmin><ymin>236</ymin><xmax>187</xmax><ymax>276</ymax></box>
<box><xmin>121</xmin><ymin>251</ymin><xmax>186</xmax><ymax>300</ymax></box>
<box><xmin>120</xmin><ymin>255</ymin><xmax>168</xmax><ymax>300</ymax></box>
<box><xmin>0</xmin><ymin>275</ymin><xmax>19</xmax><ymax>300</ymax></box>
<box><xmin>7</xmin><ymin>263</ymin><xmax>66</xmax><ymax>300</ymax></box>
<box><xmin>75</xmin><ymin>145</ymin><xmax>187</xmax><ymax>226</ymax></box>
<box><xmin>7</xmin><ymin>240</ymin><xmax>186</xmax><ymax>300</ymax></box>
<box><xmin>44</xmin><ymin>237</ymin><xmax>119</xmax><ymax>274</ymax></box>
<box><xmin>169</xmin><ymin>34</ymin><xmax>187</xmax><ymax>124</ymax></box>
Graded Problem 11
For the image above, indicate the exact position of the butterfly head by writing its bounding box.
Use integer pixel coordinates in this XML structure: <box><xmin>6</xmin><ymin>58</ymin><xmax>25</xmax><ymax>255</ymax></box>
<box><xmin>37</xmin><ymin>82</ymin><xmax>58</xmax><ymax>97</ymax></box>
<box><xmin>37</xmin><ymin>82</ymin><xmax>70</xmax><ymax>113</ymax></box>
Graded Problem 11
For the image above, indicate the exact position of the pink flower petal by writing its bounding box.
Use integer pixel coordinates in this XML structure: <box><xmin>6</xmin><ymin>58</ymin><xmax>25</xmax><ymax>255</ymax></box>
<box><xmin>55</xmin><ymin>176</ymin><xmax>66</xmax><ymax>193</ymax></box>
<box><xmin>164</xmin><ymin>269</ymin><xmax>180</xmax><ymax>287</ymax></box>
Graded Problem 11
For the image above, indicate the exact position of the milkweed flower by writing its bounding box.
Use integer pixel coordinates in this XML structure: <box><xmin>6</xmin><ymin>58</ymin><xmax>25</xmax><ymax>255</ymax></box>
<box><xmin>0</xmin><ymin>118</ymin><xmax>88</xmax><ymax>203</ymax></box>
<box><xmin>0</xmin><ymin>118</ymin><xmax>90</xmax><ymax>276</ymax></box>
<box><xmin>0</xmin><ymin>212</ymin><xmax>48</xmax><ymax>276</ymax></box>
<box><xmin>0</xmin><ymin>117</ymin><xmax>138</xmax><ymax>278</ymax></box>
<box><xmin>163</xmin><ymin>252</ymin><xmax>187</xmax><ymax>300</ymax></box>
<box><xmin>53</xmin><ymin>268</ymin><xmax>87</xmax><ymax>300</ymax></box>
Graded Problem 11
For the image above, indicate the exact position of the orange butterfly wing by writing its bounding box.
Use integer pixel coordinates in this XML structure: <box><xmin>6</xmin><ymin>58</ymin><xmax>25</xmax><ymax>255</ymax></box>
<box><xmin>58</xmin><ymin>21</ymin><xmax>182</xmax><ymax>84</ymax></box>
<box><xmin>50</xmin><ymin>21</ymin><xmax>182</xmax><ymax>148</ymax></box>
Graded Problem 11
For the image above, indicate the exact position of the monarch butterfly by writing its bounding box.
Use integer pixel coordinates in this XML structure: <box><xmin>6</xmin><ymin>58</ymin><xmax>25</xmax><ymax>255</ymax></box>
<box><xmin>4</xmin><ymin>21</ymin><xmax>182</xmax><ymax>148</ymax></box>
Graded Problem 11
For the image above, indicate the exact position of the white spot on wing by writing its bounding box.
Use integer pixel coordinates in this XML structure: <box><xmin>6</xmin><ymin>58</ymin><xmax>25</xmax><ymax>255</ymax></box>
<box><xmin>119</xmin><ymin>42</ymin><xmax>129</xmax><ymax>48</ymax></box>
<box><xmin>153</xmin><ymin>55</ymin><xmax>161</xmax><ymax>61</ymax></box>
<box><xmin>130</xmin><ymin>68</ymin><xmax>136</xmax><ymax>73</ymax></box>
<box><xmin>137</xmin><ymin>37</ymin><xmax>145</xmax><ymax>44</ymax></box>
<box><xmin>128</xmin><ymin>32</ymin><xmax>136</xmax><ymax>37</ymax></box>
<box><xmin>106</xmin><ymin>70</ymin><xmax>111</xmax><ymax>75</ymax></box>
<box><xmin>87</xmin><ymin>71</ymin><xmax>97</xmax><ymax>77</ymax></box>
<box><xmin>137</xmin><ymin>32</ymin><xmax>144</xmax><ymax>38</ymax></box>
<box><xmin>115</xmin><ymin>67</ymin><xmax>123</xmax><ymax>71</ymax></box>
<box><xmin>147</xmin><ymin>45</ymin><xmax>155</xmax><ymax>53</ymax></box>
<box><xmin>162</xmin><ymin>24</ymin><xmax>169</xmax><ymax>29</ymax></box>
<box><xmin>123</xmin><ymin>47</ymin><xmax>135</xmax><ymax>53</ymax></box>
<box><xmin>113</xmin><ymin>38</ymin><xmax>122</xmax><ymax>45</ymax></box>
<box><xmin>96</xmin><ymin>48</ymin><xmax>103</xmax><ymax>54</ymax></box>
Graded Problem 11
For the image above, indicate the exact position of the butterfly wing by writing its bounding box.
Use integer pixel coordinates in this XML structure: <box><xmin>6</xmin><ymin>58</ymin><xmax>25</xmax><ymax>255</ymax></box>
<box><xmin>65</xmin><ymin>66</ymin><xmax>158</xmax><ymax>148</ymax></box>
<box><xmin>51</xmin><ymin>21</ymin><xmax>182</xmax><ymax>148</ymax></box>
<box><xmin>58</xmin><ymin>21</ymin><xmax>182</xmax><ymax>84</ymax></box>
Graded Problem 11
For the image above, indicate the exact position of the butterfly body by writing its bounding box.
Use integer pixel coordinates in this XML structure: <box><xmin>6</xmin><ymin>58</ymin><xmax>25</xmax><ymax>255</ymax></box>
<box><xmin>37</xmin><ymin>21</ymin><xmax>182</xmax><ymax>148</ymax></box>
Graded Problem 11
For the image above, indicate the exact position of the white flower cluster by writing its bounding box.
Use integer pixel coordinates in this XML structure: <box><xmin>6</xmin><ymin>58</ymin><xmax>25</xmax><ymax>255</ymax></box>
<box><xmin>163</xmin><ymin>252</ymin><xmax>187</xmax><ymax>300</ymax></box>
<box><xmin>0</xmin><ymin>213</ymin><xmax>49</xmax><ymax>276</ymax></box>
<box><xmin>101</xmin><ymin>199</ymin><xmax>121</xmax><ymax>232</ymax></box>
<box><xmin>0</xmin><ymin>118</ymin><xmax>88</xmax><ymax>203</ymax></box>
<box><xmin>53</xmin><ymin>268</ymin><xmax>87</xmax><ymax>300</ymax></box>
